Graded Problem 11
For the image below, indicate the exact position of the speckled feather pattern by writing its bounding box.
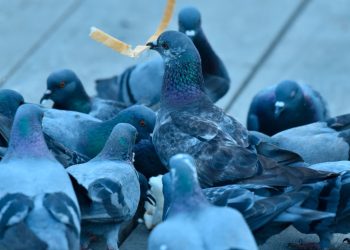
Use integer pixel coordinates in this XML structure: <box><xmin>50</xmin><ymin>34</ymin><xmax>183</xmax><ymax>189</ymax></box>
<box><xmin>154</xmin><ymin>52</ymin><xmax>257</xmax><ymax>187</ymax></box>
<box><xmin>68</xmin><ymin>160</ymin><xmax>140</xmax><ymax>221</ymax></box>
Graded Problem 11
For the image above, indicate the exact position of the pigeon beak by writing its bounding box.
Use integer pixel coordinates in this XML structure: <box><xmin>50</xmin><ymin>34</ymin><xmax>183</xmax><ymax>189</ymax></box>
<box><xmin>185</xmin><ymin>30</ymin><xmax>196</xmax><ymax>37</ymax></box>
<box><xmin>146</xmin><ymin>40</ymin><xmax>158</xmax><ymax>50</ymax></box>
<box><xmin>274</xmin><ymin>101</ymin><xmax>285</xmax><ymax>118</ymax></box>
<box><xmin>40</xmin><ymin>89</ymin><xmax>52</xmax><ymax>104</ymax></box>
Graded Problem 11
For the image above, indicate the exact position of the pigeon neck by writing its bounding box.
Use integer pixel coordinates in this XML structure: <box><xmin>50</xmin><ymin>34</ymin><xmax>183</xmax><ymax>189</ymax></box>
<box><xmin>4</xmin><ymin>115</ymin><xmax>54</xmax><ymax>161</ymax></box>
<box><xmin>161</xmin><ymin>59</ymin><xmax>205</xmax><ymax>108</ymax></box>
<box><xmin>192</xmin><ymin>29</ymin><xmax>230</xmax><ymax>80</ymax></box>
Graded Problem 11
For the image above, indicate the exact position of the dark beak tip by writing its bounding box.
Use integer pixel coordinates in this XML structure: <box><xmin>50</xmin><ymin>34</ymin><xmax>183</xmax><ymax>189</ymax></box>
<box><xmin>146</xmin><ymin>41</ymin><xmax>157</xmax><ymax>49</ymax></box>
<box><xmin>40</xmin><ymin>95</ymin><xmax>48</xmax><ymax>104</ymax></box>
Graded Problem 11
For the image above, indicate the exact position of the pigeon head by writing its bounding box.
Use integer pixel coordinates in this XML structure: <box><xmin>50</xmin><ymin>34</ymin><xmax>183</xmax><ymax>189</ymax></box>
<box><xmin>4</xmin><ymin>104</ymin><xmax>54</xmax><ymax>161</ymax></box>
<box><xmin>147</xmin><ymin>31</ymin><xmax>201</xmax><ymax>64</ymax></box>
<box><xmin>274</xmin><ymin>80</ymin><xmax>304</xmax><ymax>118</ymax></box>
<box><xmin>168</xmin><ymin>154</ymin><xmax>201</xmax><ymax>195</ymax></box>
<box><xmin>95</xmin><ymin>123</ymin><xmax>137</xmax><ymax>161</ymax></box>
<box><xmin>113</xmin><ymin>105</ymin><xmax>156</xmax><ymax>141</ymax></box>
<box><xmin>166</xmin><ymin>154</ymin><xmax>207</xmax><ymax>215</ymax></box>
<box><xmin>178</xmin><ymin>6</ymin><xmax>202</xmax><ymax>38</ymax></box>
<box><xmin>147</xmin><ymin>31</ymin><xmax>205</xmax><ymax>107</ymax></box>
<box><xmin>41</xmin><ymin>69</ymin><xmax>90</xmax><ymax>113</ymax></box>
<box><xmin>0</xmin><ymin>89</ymin><xmax>25</xmax><ymax>119</ymax></box>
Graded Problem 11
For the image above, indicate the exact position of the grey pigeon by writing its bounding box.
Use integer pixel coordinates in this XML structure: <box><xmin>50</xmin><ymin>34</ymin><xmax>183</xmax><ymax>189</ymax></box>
<box><xmin>0</xmin><ymin>104</ymin><xmax>80</xmax><ymax>250</ymax></box>
<box><xmin>95</xmin><ymin>6</ymin><xmax>230</xmax><ymax>105</ymax></box>
<box><xmin>178</xmin><ymin>6</ymin><xmax>230</xmax><ymax>102</ymax></box>
<box><xmin>0</xmin><ymin>89</ymin><xmax>25</xmax><ymax>120</ymax></box>
<box><xmin>40</xmin><ymin>69</ymin><xmax>127</xmax><ymax>120</ymax></box>
<box><xmin>159</xmin><ymin>174</ymin><xmax>333</xmax><ymax>245</ymax></box>
<box><xmin>251</xmin><ymin>113</ymin><xmax>350</xmax><ymax>164</ymax></box>
<box><xmin>67</xmin><ymin>123</ymin><xmax>140</xmax><ymax>250</ymax></box>
<box><xmin>0</xmin><ymin>114</ymin><xmax>90</xmax><ymax>167</ymax></box>
<box><xmin>247</xmin><ymin>80</ymin><xmax>329</xmax><ymax>135</ymax></box>
<box><xmin>43</xmin><ymin>104</ymin><xmax>156</xmax><ymax>158</ymax></box>
<box><xmin>0</xmin><ymin>90</ymin><xmax>89</xmax><ymax>166</ymax></box>
<box><xmin>148</xmin><ymin>30</ymin><xmax>334</xmax><ymax>188</ymax></box>
<box><xmin>148</xmin><ymin>154</ymin><xmax>258</xmax><ymax>250</ymax></box>
<box><xmin>0</xmin><ymin>89</ymin><xmax>25</xmax><ymax>146</ymax></box>
<box><xmin>96</xmin><ymin>58</ymin><xmax>164</xmax><ymax>108</ymax></box>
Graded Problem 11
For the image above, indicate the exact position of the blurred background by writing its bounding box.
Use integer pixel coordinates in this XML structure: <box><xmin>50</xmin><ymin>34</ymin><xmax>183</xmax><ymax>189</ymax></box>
<box><xmin>1</xmin><ymin>0</ymin><xmax>350</xmax><ymax>249</ymax></box>
<box><xmin>1</xmin><ymin>0</ymin><xmax>349</xmax><ymax>126</ymax></box>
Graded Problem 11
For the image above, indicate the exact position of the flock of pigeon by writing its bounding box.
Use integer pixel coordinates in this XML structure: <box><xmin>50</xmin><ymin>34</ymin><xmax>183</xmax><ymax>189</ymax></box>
<box><xmin>0</xmin><ymin>5</ymin><xmax>349</xmax><ymax>250</ymax></box>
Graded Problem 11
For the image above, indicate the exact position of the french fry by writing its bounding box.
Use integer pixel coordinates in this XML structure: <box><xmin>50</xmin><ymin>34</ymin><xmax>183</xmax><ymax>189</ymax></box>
<box><xmin>90</xmin><ymin>0</ymin><xmax>175</xmax><ymax>58</ymax></box>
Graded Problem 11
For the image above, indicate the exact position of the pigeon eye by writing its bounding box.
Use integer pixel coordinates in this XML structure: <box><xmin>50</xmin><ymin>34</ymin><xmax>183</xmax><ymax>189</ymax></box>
<box><xmin>59</xmin><ymin>81</ymin><xmax>65</xmax><ymax>88</ymax></box>
<box><xmin>139</xmin><ymin>120</ymin><xmax>146</xmax><ymax>127</ymax></box>
<box><xmin>162</xmin><ymin>42</ymin><xmax>169</xmax><ymax>50</ymax></box>
<box><xmin>290</xmin><ymin>91</ymin><xmax>296</xmax><ymax>98</ymax></box>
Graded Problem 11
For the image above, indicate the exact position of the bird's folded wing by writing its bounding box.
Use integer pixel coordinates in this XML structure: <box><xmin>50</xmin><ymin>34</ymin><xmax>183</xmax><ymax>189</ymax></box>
<box><xmin>0</xmin><ymin>193</ymin><xmax>34</xmax><ymax>234</ymax></box>
<box><xmin>44</xmin><ymin>133</ymin><xmax>90</xmax><ymax>167</ymax></box>
<box><xmin>86</xmin><ymin>178</ymin><xmax>131</xmax><ymax>221</ymax></box>
<box><xmin>245</xmin><ymin>189</ymin><xmax>312</xmax><ymax>231</ymax></box>
<box><xmin>204</xmin><ymin>186</ymin><xmax>254</xmax><ymax>213</ymax></box>
<box><xmin>170</xmin><ymin>112</ymin><xmax>222</xmax><ymax>141</ymax></box>
<box><xmin>239</xmin><ymin>155</ymin><xmax>338</xmax><ymax>187</ymax></box>
<box><xmin>43</xmin><ymin>192</ymin><xmax>80</xmax><ymax>234</ymax></box>
<box><xmin>253</xmin><ymin>139</ymin><xmax>305</xmax><ymax>166</ymax></box>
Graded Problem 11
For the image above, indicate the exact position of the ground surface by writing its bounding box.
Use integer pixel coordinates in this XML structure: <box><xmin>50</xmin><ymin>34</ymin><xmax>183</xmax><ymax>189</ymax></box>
<box><xmin>1</xmin><ymin>0</ymin><xmax>350</xmax><ymax>249</ymax></box>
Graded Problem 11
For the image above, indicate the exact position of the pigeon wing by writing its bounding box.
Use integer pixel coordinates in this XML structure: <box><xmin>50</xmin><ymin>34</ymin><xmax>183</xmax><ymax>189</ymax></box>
<box><xmin>0</xmin><ymin>193</ymin><xmax>34</xmax><ymax>235</ymax></box>
<box><xmin>86</xmin><ymin>178</ymin><xmax>131</xmax><ymax>221</ymax></box>
<box><xmin>43</xmin><ymin>192</ymin><xmax>80</xmax><ymax>235</ymax></box>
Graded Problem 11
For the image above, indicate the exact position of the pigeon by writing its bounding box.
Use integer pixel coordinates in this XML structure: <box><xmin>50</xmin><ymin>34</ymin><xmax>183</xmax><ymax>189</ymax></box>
<box><xmin>0</xmin><ymin>89</ymin><xmax>25</xmax><ymax>120</ymax></box>
<box><xmin>247</xmin><ymin>80</ymin><xmax>329</xmax><ymax>135</ymax></box>
<box><xmin>96</xmin><ymin>58</ymin><xmax>164</xmax><ymax>108</ymax></box>
<box><xmin>0</xmin><ymin>89</ymin><xmax>25</xmax><ymax>146</ymax></box>
<box><xmin>0</xmin><ymin>91</ymin><xmax>89</xmax><ymax>166</ymax></box>
<box><xmin>148</xmin><ymin>30</ymin><xmax>335</xmax><ymax>188</ymax></box>
<box><xmin>43</xmin><ymin>104</ymin><xmax>156</xmax><ymax>158</ymax></box>
<box><xmin>0</xmin><ymin>104</ymin><xmax>80</xmax><ymax>250</ymax></box>
<box><xmin>178</xmin><ymin>6</ymin><xmax>230</xmax><ymax>102</ymax></box>
<box><xmin>142</xmin><ymin>172</ymin><xmax>336</xmax><ymax>249</ymax></box>
<box><xmin>95</xmin><ymin>6</ymin><xmax>230</xmax><ymax>105</ymax></box>
<box><xmin>67</xmin><ymin>123</ymin><xmax>140</xmax><ymax>250</ymax></box>
<box><xmin>251</xmin><ymin>113</ymin><xmax>350</xmax><ymax>164</ymax></box>
<box><xmin>148</xmin><ymin>154</ymin><xmax>258</xmax><ymax>250</ymax></box>
<box><xmin>40</xmin><ymin>69</ymin><xmax>127</xmax><ymax>120</ymax></box>
<box><xmin>157</xmin><ymin>173</ymin><xmax>333</xmax><ymax>245</ymax></box>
